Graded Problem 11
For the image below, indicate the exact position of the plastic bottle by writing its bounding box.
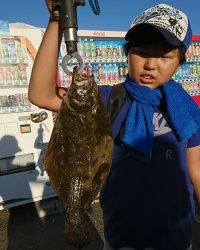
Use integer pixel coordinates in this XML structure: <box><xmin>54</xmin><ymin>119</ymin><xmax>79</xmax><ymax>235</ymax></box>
<box><xmin>1</xmin><ymin>39</ymin><xmax>9</xmax><ymax>63</ymax></box>
<box><xmin>15</xmin><ymin>40</ymin><xmax>24</xmax><ymax>63</ymax></box>
<box><xmin>106</xmin><ymin>41</ymin><xmax>112</xmax><ymax>58</ymax></box>
<box><xmin>107</xmin><ymin>64</ymin><xmax>113</xmax><ymax>84</ymax></box>
<box><xmin>89</xmin><ymin>38</ymin><xmax>96</xmax><ymax>58</ymax></box>
<box><xmin>192</xmin><ymin>63</ymin><xmax>197</xmax><ymax>76</ymax></box>
<box><xmin>0</xmin><ymin>67</ymin><xmax>4</xmax><ymax>86</ymax></box>
<box><xmin>192</xmin><ymin>43</ymin><xmax>196</xmax><ymax>58</ymax></box>
<box><xmin>18</xmin><ymin>65</ymin><xmax>27</xmax><ymax>85</ymax></box>
<box><xmin>7</xmin><ymin>39</ymin><xmax>17</xmax><ymax>63</ymax></box>
<box><xmin>92</xmin><ymin>64</ymin><xmax>98</xmax><ymax>83</ymax></box>
<box><xmin>97</xmin><ymin>64</ymin><xmax>104</xmax><ymax>84</ymax></box>
<box><xmin>110</xmin><ymin>64</ymin><xmax>119</xmax><ymax>84</ymax></box>
<box><xmin>101</xmin><ymin>41</ymin><xmax>107</xmax><ymax>59</ymax></box>
<box><xmin>95</xmin><ymin>40</ymin><xmax>101</xmax><ymax>58</ymax></box>
<box><xmin>1</xmin><ymin>95</ymin><xmax>9</xmax><ymax>113</ymax></box>
<box><xmin>83</xmin><ymin>39</ymin><xmax>90</xmax><ymax>58</ymax></box>
<box><xmin>77</xmin><ymin>38</ymin><xmax>85</xmax><ymax>58</ymax></box>
<box><xmin>124</xmin><ymin>65</ymin><xmax>128</xmax><ymax>76</ymax></box>
<box><xmin>112</xmin><ymin>42</ymin><xmax>117</xmax><ymax>59</ymax></box>
<box><xmin>4</xmin><ymin>67</ymin><xmax>12</xmax><ymax>86</ymax></box>
<box><xmin>118</xmin><ymin>64</ymin><xmax>124</xmax><ymax>81</ymax></box>
<box><xmin>197</xmin><ymin>62</ymin><xmax>200</xmax><ymax>75</ymax></box>
<box><xmin>87</xmin><ymin>64</ymin><xmax>93</xmax><ymax>76</ymax></box>
<box><xmin>195</xmin><ymin>42</ymin><xmax>200</xmax><ymax>58</ymax></box>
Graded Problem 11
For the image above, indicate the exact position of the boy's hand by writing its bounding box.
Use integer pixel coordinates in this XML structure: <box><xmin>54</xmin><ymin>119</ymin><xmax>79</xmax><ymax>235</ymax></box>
<box><xmin>45</xmin><ymin>0</ymin><xmax>60</xmax><ymax>22</ymax></box>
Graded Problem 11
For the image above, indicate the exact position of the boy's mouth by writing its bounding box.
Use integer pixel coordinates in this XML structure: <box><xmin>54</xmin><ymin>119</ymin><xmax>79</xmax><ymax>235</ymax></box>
<box><xmin>140</xmin><ymin>75</ymin><xmax>155</xmax><ymax>84</ymax></box>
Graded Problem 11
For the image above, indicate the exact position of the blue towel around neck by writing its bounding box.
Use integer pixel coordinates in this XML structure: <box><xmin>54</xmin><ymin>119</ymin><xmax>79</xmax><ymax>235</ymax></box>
<box><xmin>121</xmin><ymin>75</ymin><xmax>200</xmax><ymax>161</ymax></box>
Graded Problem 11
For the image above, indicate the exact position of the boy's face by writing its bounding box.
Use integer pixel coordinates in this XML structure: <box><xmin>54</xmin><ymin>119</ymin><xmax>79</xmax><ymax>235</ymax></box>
<box><xmin>127</xmin><ymin>32</ymin><xmax>181</xmax><ymax>89</ymax></box>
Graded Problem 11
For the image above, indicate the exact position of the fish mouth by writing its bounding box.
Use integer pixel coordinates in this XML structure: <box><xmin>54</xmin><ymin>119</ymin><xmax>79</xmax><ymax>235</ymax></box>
<box><xmin>66</xmin><ymin>66</ymin><xmax>98</xmax><ymax>111</ymax></box>
<box><xmin>72</xmin><ymin>67</ymin><xmax>96</xmax><ymax>94</ymax></box>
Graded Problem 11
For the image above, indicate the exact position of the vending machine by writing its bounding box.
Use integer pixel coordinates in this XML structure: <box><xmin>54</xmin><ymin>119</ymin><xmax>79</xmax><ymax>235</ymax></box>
<box><xmin>0</xmin><ymin>22</ymin><xmax>55</xmax><ymax>210</ymax></box>
<box><xmin>59</xmin><ymin>30</ymin><xmax>200</xmax><ymax>106</ymax></box>
<box><xmin>0</xmin><ymin>21</ymin><xmax>199</xmax><ymax>210</ymax></box>
<box><xmin>58</xmin><ymin>29</ymin><xmax>128</xmax><ymax>88</ymax></box>
<box><xmin>179</xmin><ymin>35</ymin><xmax>200</xmax><ymax>106</ymax></box>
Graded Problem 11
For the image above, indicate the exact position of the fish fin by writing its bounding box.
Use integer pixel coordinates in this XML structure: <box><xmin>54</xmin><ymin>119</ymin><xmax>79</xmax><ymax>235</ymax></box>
<box><xmin>83</xmin><ymin>162</ymin><xmax>110</xmax><ymax>210</ymax></box>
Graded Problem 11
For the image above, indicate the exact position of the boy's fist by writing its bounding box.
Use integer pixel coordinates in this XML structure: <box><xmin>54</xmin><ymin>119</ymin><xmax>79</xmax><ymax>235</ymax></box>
<box><xmin>45</xmin><ymin>0</ymin><xmax>60</xmax><ymax>21</ymax></box>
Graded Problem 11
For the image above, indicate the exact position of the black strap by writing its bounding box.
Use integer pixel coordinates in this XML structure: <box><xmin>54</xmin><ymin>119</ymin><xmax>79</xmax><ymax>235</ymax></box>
<box><xmin>107</xmin><ymin>83</ymin><xmax>127</xmax><ymax>125</ymax></box>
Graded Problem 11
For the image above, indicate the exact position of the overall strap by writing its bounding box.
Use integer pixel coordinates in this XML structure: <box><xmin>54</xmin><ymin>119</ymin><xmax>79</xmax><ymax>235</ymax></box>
<box><xmin>107</xmin><ymin>83</ymin><xmax>127</xmax><ymax>126</ymax></box>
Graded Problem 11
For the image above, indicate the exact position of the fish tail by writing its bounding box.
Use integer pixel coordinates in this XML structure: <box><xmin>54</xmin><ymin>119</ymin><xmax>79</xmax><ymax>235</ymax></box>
<box><xmin>65</xmin><ymin>215</ymin><xmax>91</xmax><ymax>249</ymax></box>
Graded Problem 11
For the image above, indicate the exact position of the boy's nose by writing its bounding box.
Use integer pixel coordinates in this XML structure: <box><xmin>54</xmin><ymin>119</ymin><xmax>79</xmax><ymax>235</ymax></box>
<box><xmin>144</xmin><ymin>58</ymin><xmax>157</xmax><ymax>70</ymax></box>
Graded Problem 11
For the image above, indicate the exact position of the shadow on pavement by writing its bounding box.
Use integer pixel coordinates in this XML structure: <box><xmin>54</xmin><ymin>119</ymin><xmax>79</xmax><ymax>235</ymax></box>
<box><xmin>0</xmin><ymin>199</ymin><xmax>104</xmax><ymax>250</ymax></box>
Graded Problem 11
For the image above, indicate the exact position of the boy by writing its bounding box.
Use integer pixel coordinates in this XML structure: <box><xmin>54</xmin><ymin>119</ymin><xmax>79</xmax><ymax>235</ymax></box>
<box><xmin>28</xmin><ymin>2</ymin><xmax>200</xmax><ymax>250</ymax></box>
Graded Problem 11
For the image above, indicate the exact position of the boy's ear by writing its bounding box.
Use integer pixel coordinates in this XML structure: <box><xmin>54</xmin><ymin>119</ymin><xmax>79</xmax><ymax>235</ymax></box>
<box><xmin>174</xmin><ymin>66</ymin><xmax>180</xmax><ymax>76</ymax></box>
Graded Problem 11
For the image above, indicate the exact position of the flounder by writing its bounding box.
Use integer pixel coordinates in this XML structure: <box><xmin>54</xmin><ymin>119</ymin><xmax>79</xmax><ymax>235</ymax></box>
<box><xmin>44</xmin><ymin>67</ymin><xmax>113</xmax><ymax>248</ymax></box>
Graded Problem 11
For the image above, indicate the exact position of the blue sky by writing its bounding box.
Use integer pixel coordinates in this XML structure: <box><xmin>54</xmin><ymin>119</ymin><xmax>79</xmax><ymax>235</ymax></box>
<box><xmin>1</xmin><ymin>0</ymin><xmax>200</xmax><ymax>35</ymax></box>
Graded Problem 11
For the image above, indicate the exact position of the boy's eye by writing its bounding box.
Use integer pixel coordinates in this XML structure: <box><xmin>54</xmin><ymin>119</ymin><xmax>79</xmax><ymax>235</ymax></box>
<box><xmin>161</xmin><ymin>54</ymin><xmax>174</xmax><ymax>59</ymax></box>
<box><xmin>162</xmin><ymin>56</ymin><xmax>170</xmax><ymax>59</ymax></box>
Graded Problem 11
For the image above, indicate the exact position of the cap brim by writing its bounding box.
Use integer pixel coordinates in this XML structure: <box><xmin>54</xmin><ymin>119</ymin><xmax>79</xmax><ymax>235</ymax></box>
<box><xmin>125</xmin><ymin>23</ymin><xmax>182</xmax><ymax>48</ymax></box>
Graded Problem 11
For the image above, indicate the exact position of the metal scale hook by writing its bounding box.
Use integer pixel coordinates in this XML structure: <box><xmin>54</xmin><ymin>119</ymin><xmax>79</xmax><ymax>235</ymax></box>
<box><xmin>62</xmin><ymin>52</ymin><xmax>84</xmax><ymax>76</ymax></box>
<box><xmin>56</xmin><ymin>0</ymin><xmax>100</xmax><ymax>76</ymax></box>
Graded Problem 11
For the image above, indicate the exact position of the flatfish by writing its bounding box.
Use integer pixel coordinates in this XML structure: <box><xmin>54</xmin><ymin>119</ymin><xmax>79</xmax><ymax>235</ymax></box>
<box><xmin>44</xmin><ymin>67</ymin><xmax>113</xmax><ymax>249</ymax></box>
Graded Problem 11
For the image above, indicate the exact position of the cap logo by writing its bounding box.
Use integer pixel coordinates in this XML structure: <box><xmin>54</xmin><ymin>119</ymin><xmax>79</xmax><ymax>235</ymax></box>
<box><xmin>131</xmin><ymin>4</ymin><xmax>188</xmax><ymax>42</ymax></box>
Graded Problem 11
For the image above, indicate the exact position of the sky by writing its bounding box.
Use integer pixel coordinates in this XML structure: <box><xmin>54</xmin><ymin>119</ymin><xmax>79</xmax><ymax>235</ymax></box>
<box><xmin>0</xmin><ymin>0</ymin><xmax>200</xmax><ymax>35</ymax></box>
